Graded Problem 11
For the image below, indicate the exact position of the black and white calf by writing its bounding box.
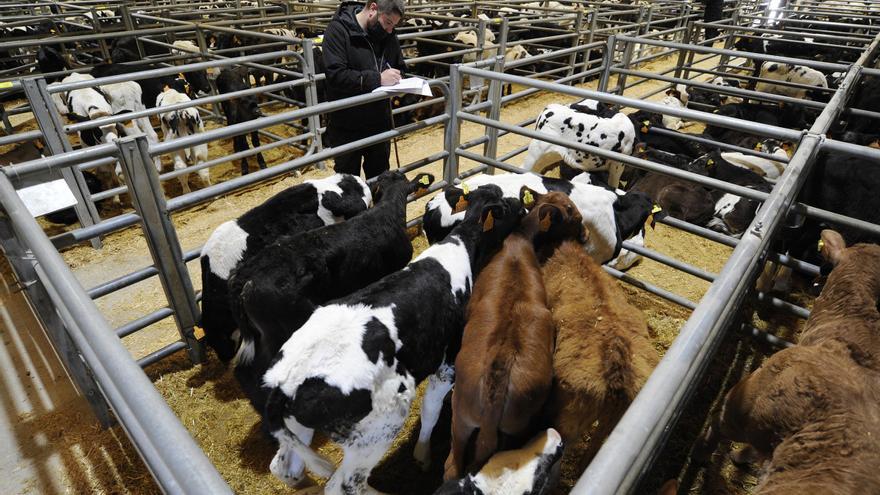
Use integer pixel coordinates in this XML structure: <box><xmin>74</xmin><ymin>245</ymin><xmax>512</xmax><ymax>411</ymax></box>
<box><xmin>434</xmin><ymin>428</ymin><xmax>563</xmax><ymax>495</ymax></box>
<box><xmin>216</xmin><ymin>68</ymin><xmax>268</xmax><ymax>176</ymax></box>
<box><xmin>659</xmin><ymin>84</ymin><xmax>692</xmax><ymax>130</ymax></box>
<box><xmin>262</xmin><ymin>185</ymin><xmax>522</xmax><ymax>493</ymax></box>
<box><xmin>50</xmin><ymin>72</ymin><xmax>132</xmax><ymax>202</ymax></box>
<box><xmin>98</xmin><ymin>79</ymin><xmax>163</xmax><ymax>174</ymax></box>
<box><xmin>227</xmin><ymin>172</ymin><xmax>433</xmax><ymax>417</ymax></box>
<box><xmin>156</xmin><ymin>87</ymin><xmax>211</xmax><ymax>193</ymax></box>
<box><xmin>719</xmin><ymin>138</ymin><xmax>790</xmax><ymax>179</ymax></box>
<box><xmin>423</xmin><ymin>172</ymin><xmax>652</xmax><ymax>265</ymax></box>
<box><xmin>694</xmin><ymin>151</ymin><xmax>773</xmax><ymax>237</ymax></box>
<box><xmin>521</xmin><ymin>100</ymin><xmax>637</xmax><ymax>189</ymax></box>
<box><xmin>755</xmin><ymin>62</ymin><xmax>828</xmax><ymax>99</ymax></box>
<box><xmin>200</xmin><ymin>173</ymin><xmax>372</xmax><ymax>362</ymax></box>
<box><xmin>687</xmin><ymin>77</ymin><xmax>745</xmax><ymax>108</ymax></box>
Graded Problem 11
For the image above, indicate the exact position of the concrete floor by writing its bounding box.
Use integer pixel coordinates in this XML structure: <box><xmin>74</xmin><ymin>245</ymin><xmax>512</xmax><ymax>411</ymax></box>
<box><xmin>0</xmin><ymin>263</ymin><xmax>83</xmax><ymax>494</ymax></box>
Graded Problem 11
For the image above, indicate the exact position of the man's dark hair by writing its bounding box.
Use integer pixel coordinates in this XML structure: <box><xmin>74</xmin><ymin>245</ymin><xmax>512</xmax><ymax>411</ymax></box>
<box><xmin>369</xmin><ymin>0</ymin><xmax>404</xmax><ymax>17</ymax></box>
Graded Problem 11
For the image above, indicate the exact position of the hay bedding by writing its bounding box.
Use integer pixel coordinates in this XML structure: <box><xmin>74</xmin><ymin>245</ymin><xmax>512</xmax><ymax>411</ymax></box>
<box><xmin>16</xmin><ymin>51</ymin><xmax>794</xmax><ymax>494</ymax></box>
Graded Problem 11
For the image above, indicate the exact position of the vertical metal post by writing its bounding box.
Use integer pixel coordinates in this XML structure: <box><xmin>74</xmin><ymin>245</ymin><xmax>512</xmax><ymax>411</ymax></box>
<box><xmin>121</xmin><ymin>5</ymin><xmax>147</xmax><ymax>60</ymax></box>
<box><xmin>615</xmin><ymin>37</ymin><xmax>636</xmax><ymax>95</ymax></box>
<box><xmin>637</xmin><ymin>5</ymin><xmax>654</xmax><ymax>61</ymax></box>
<box><xmin>301</xmin><ymin>38</ymin><xmax>326</xmax><ymax>170</ymax></box>
<box><xmin>21</xmin><ymin>78</ymin><xmax>102</xmax><ymax>249</ymax></box>
<box><xmin>673</xmin><ymin>22</ymin><xmax>694</xmax><ymax>80</ymax></box>
<box><xmin>472</xmin><ymin>18</ymin><xmax>489</xmax><ymax>107</ymax></box>
<box><xmin>114</xmin><ymin>135</ymin><xmax>204</xmax><ymax>364</ymax></box>
<box><xmin>567</xmin><ymin>10</ymin><xmax>585</xmax><ymax>79</ymax></box>
<box><xmin>0</xmin><ymin>216</ymin><xmax>113</xmax><ymax>427</ymax></box>
<box><xmin>719</xmin><ymin>9</ymin><xmax>740</xmax><ymax>68</ymax></box>
<box><xmin>483</xmin><ymin>15</ymin><xmax>506</xmax><ymax>178</ymax></box>
<box><xmin>88</xmin><ymin>8</ymin><xmax>111</xmax><ymax>61</ymax></box>
<box><xmin>0</xmin><ymin>105</ymin><xmax>12</xmax><ymax>134</ymax></box>
<box><xmin>581</xmin><ymin>9</ymin><xmax>598</xmax><ymax>84</ymax></box>
<box><xmin>444</xmin><ymin>65</ymin><xmax>463</xmax><ymax>185</ymax></box>
<box><xmin>599</xmin><ymin>35</ymin><xmax>616</xmax><ymax>93</ymax></box>
<box><xmin>683</xmin><ymin>22</ymin><xmax>699</xmax><ymax>80</ymax></box>
<box><xmin>195</xmin><ymin>27</ymin><xmax>223</xmax><ymax>123</ymax></box>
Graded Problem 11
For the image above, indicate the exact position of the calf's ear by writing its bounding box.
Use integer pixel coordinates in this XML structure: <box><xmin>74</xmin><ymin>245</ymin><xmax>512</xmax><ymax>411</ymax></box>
<box><xmin>411</xmin><ymin>173</ymin><xmax>435</xmax><ymax>197</ymax></box>
<box><xmin>537</xmin><ymin>204</ymin><xmax>560</xmax><ymax>232</ymax></box>
<box><xmin>818</xmin><ymin>229</ymin><xmax>847</xmax><ymax>266</ymax></box>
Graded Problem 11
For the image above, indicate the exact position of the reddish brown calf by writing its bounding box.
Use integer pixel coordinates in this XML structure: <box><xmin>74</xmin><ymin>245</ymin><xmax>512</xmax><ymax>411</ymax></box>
<box><xmin>720</xmin><ymin>341</ymin><xmax>880</xmax><ymax>494</ymax></box>
<box><xmin>798</xmin><ymin>229</ymin><xmax>880</xmax><ymax>371</ymax></box>
<box><xmin>443</xmin><ymin>190</ymin><xmax>586</xmax><ymax>481</ymax></box>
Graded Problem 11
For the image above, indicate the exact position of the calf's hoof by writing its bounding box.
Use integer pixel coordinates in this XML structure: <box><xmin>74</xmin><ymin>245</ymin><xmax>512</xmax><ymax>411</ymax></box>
<box><xmin>270</xmin><ymin>450</ymin><xmax>307</xmax><ymax>488</ymax></box>
<box><xmin>413</xmin><ymin>443</ymin><xmax>431</xmax><ymax>472</ymax></box>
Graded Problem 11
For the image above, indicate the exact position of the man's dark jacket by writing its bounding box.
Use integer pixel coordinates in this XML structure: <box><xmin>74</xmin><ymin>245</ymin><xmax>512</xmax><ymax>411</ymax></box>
<box><xmin>323</xmin><ymin>1</ymin><xmax>406</xmax><ymax>134</ymax></box>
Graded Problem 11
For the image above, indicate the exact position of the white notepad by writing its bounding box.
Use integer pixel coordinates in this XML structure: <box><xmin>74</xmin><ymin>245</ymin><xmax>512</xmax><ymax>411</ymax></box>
<box><xmin>16</xmin><ymin>179</ymin><xmax>78</xmax><ymax>218</ymax></box>
<box><xmin>372</xmin><ymin>77</ymin><xmax>433</xmax><ymax>97</ymax></box>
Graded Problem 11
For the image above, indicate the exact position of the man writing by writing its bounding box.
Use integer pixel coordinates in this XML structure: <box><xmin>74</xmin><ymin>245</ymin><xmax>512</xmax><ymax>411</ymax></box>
<box><xmin>323</xmin><ymin>0</ymin><xmax>407</xmax><ymax>179</ymax></box>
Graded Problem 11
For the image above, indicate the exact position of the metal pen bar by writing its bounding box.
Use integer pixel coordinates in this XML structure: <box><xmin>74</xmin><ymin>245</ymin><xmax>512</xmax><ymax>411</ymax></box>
<box><xmin>116</xmin><ymin>307</ymin><xmax>175</xmax><ymax>339</ymax></box>
<box><xmin>575</xmin><ymin>30</ymin><xmax>879</xmax><ymax>493</ymax></box>
<box><xmin>457</xmin><ymin>65</ymin><xmax>805</xmax><ymax>142</ymax></box>
<box><xmin>0</xmin><ymin>173</ymin><xmax>232</xmax><ymax>494</ymax></box>
<box><xmin>457</xmin><ymin>111</ymin><xmax>771</xmax><ymax>201</ymax></box>
<box><xmin>137</xmin><ymin>341</ymin><xmax>187</xmax><ymax>368</ymax></box>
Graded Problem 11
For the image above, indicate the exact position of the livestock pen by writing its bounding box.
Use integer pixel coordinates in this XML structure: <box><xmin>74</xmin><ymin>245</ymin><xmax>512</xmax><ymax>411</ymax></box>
<box><xmin>1</xmin><ymin>0</ymin><xmax>879</xmax><ymax>493</ymax></box>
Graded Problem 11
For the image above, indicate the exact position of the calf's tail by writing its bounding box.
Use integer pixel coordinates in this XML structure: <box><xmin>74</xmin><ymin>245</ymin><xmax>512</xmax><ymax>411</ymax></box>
<box><xmin>472</xmin><ymin>353</ymin><xmax>514</xmax><ymax>469</ymax></box>
<box><xmin>264</xmin><ymin>386</ymin><xmax>335</xmax><ymax>479</ymax></box>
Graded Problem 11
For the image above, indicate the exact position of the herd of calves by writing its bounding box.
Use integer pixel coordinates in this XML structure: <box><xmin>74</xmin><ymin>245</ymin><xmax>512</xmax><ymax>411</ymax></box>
<box><xmin>197</xmin><ymin>168</ymin><xmax>880</xmax><ymax>495</ymax></box>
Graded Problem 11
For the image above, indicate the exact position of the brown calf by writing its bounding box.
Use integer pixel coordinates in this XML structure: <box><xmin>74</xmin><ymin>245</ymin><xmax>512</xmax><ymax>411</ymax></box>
<box><xmin>541</xmin><ymin>240</ymin><xmax>659</xmax><ymax>471</ymax></box>
<box><xmin>443</xmin><ymin>189</ymin><xmax>586</xmax><ymax>481</ymax></box>
<box><xmin>720</xmin><ymin>340</ymin><xmax>880</xmax><ymax>494</ymax></box>
<box><xmin>798</xmin><ymin>229</ymin><xmax>880</xmax><ymax>371</ymax></box>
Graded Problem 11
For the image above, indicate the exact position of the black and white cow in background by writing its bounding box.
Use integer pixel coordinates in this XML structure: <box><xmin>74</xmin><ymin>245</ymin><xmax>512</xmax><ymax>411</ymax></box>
<box><xmin>262</xmin><ymin>185</ymin><xmax>522</xmax><ymax>493</ymax></box>
<box><xmin>520</xmin><ymin>99</ymin><xmax>637</xmax><ymax>189</ymax></box>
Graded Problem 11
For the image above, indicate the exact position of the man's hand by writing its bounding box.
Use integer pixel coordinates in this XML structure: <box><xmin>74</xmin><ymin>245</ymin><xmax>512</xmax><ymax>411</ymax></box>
<box><xmin>381</xmin><ymin>68</ymin><xmax>402</xmax><ymax>86</ymax></box>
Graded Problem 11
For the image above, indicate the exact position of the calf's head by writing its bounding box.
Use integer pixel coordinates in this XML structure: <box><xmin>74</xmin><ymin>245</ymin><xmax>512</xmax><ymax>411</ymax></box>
<box><xmin>435</xmin><ymin>428</ymin><xmax>564</xmax><ymax>495</ymax></box>
<box><xmin>614</xmin><ymin>190</ymin><xmax>660</xmax><ymax>241</ymax></box>
<box><xmin>370</xmin><ymin>170</ymin><xmax>435</xmax><ymax>202</ymax></box>
<box><xmin>461</xmin><ymin>184</ymin><xmax>524</xmax><ymax>249</ymax></box>
<box><xmin>520</xmin><ymin>187</ymin><xmax>587</xmax><ymax>246</ymax></box>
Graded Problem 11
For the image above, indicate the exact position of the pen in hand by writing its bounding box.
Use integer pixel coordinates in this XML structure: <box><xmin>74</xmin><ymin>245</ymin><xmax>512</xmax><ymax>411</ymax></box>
<box><xmin>381</xmin><ymin>62</ymin><xmax>401</xmax><ymax>86</ymax></box>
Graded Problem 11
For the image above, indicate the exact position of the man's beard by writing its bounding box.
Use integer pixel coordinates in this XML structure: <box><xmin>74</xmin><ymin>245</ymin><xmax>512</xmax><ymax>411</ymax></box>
<box><xmin>368</xmin><ymin>18</ymin><xmax>388</xmax><ymax>41</ymax></box>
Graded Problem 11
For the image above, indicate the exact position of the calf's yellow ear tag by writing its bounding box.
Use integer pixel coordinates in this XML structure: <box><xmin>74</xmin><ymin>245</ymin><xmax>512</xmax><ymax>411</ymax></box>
<box><xmin>461</xmin><ymin>183</ymin><xmax>470</xmax><ymax>195</ymax></box>
<box><xmin>641</xmin><ymin>120</ymin><xmax>650</xmax><ymax>133</ymax></box>
<box><xmin>707</xmin><ymin>158</ymin><xmax>715</xmax><ymax>168</ymax></box>
<box><xmin>754</xmin><ymin>142</ymin><xmax>763</xmax><ymax>151</ymax></box>
<box><xmin>647</xmin><ymin>204</ymin><xmax>662</xmax><ymax>229</ymax></box>
<box><xmin>523</xmin><ymin>189</ymin><xmax>534</xmax><ymax>207</ymax></box>
<box><xmin>818</xmin><ymin>238</ymin><xmax>825</xmax><ymax>252</ymax></box>
<box><xmin>419</xmin><ymin>175</ymin><xmax>430</xmax><ymax>185</ymax></box>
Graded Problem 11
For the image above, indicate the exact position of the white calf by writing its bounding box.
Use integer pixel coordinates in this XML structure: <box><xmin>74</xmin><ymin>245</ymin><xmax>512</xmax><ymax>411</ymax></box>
<box><xmin>660</xmin><ymin>84</ymin><xmax>691</xmax><ymax>130</ymax></box>
<box><xmin>521</xmin><ymin>102</ymin><xmax>636</xmax><ymax>189</ymax></box>
<box><xmin>156</xmin><ymin>88</ymin><xmax>211</xmax><ymax>193</ymax></box>
<box><xmin>755</xmin><ymin>62</ymin><xmax>828</xmax><ymax>99</ymax></box>
<box><xmin>720</xmin><ymin>139</ymin><xmax>789</xmax><ymax>179</ymax></box>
